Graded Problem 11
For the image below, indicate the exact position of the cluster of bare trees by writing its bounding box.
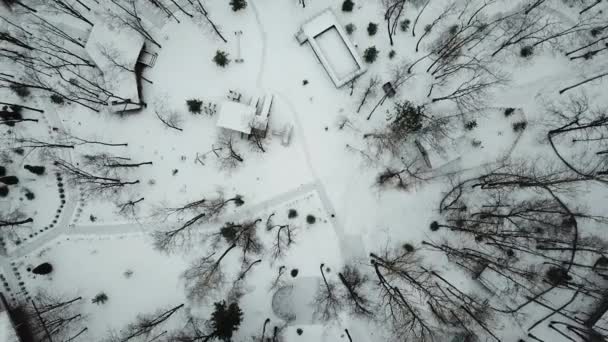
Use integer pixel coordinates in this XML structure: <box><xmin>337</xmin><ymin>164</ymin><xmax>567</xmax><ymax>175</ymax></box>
<box><xmin>425</xmin><ymin>156</ymin><xmax>608</xmax><ymax>340</ymax></box>
<box><xmin>15</xmin><ymin>291</ymin><xmax>87</xmax><ymax>342</ymax></box>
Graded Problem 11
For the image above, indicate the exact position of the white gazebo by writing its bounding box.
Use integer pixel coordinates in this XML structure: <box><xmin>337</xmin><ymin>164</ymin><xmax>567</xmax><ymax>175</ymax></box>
<box><xmin>85</xmin><ymin>23</ymin><xmax>146</xmax><ymax>113</ymax></box>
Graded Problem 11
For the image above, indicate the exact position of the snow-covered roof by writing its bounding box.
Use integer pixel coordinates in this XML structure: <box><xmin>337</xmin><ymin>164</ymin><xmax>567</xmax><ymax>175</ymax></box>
<box><xmin>216</xmin><ymin>101</ymin><xmax>256</xmax><ymax>135</ymax></box>
<box><xmin>85</xmin><ymin>23</ymin><xmax>145</xmax><ymax>110</ymax></box>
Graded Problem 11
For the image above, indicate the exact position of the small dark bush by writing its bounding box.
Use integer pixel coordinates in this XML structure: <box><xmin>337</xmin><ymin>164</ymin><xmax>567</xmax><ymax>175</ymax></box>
<box><xmin>400</xmin><ymin>19</ymin><xmax>410</xmax><ymax>32</ymax></box>
<box><xmin>288</xmin><ymin>209</ymin><xmax>298</xmax><ymax>219</ymax></box>
<box><xmin>504</xmin><ymin>108</ymin><xmax>515</xmax><ymax>117</ymax></box>
<box><xmin>213</xmin><ymin>50</ymin><xmax>231</xmax><ymax>67</ymax></box>
<box><xmin>545</xmin><ymin>267</ymin><xmax>571</xmax><ymax>286</ymax></box>
<box><xmin>0</xmin><ymin>166</ymin><xmax>5</xmax><ymax>177</ymax></box>
<box><xmin>388</xmin><ymin>50</ymin><xmax>396</xmax><ymax>59</ymax></box>
<box><xmin>430</xmin><ymin>221</ymin><xmax>440</xmax><ymax>231</ymax></box>
<box><xmin>0</xmin><ymin>106</ymin><xmax>23</xmax><ymax>127</ymax></box>
<box><xmin>306</xmin><ymin>214</ymin><xmax>316</xmax><ymax>224</ymax></box>
<box><xmin>403</xmin><ymin>243</ymin><xmax>414</xmax><ymax>252</ymax></box>
<box><xmin>50</xmin><ymin>94</ymin><xmax>64</xmax><ymax>104</ymax></box>
<box><xmin>9</xmin><ymin>84</ymin><xmax>30</xmax><ymax>98</ymax></box>
<box><xmin>234</xmin><ymin>195</ymin><xmax>245</xmax><ymax>206</ymax></box>
<box><xmin>449</xmin><ymin>24</ymin><xmax>459</xmax><ymax>35</ymax></box>
<box><xmin>345</xmin><ymin>23</ymin><xmax>356</xmax><ymax>35</ymax></box>
<box><xmin>464</xmin><ymin>120</ymin><xmax>477</xmax><ymax>130</ymax></box>
<box><xmin>595</xmin><ymin>256</ymin><xmax>608</xmax><ymax>269</ymax></box>
<box><xmin>591</xmin><ymin>27</ymin><xmax>603</xmax><ymax>37</ymax></box>
<box><xmin>471</xmin><ymin>139</ymin><xmax>482</xmax><ymax>148</ymax></box>
<box><xmin>297</xmin><ymin>328</ymin><xmax>303</xmax><ymax>335</ymax></box>
<box><xmin>363</xmin><ymin>46</ymin><xmax>379</xmax><ymax>63</ymax></box>
<box><xmin>24</xmin><ymin>189</ymin><xmax>35</xmax><ymax>200</ymax></box>
<box><xmin>92</xmin><ymin>292</ymin><xmax>108</xmax><ymax>305</ymax></box>
<box><xmin>24</xmin><ymin>165</ymin><xmax>45</xmax><ymax>175</ymax></box>
<box><xmin>0</xmin><ymin>186</ymin><xmax>8</xmax><ymax>197</ymax></box>
<box><xmin>520</xmin><ymin>45</ymin><xmax>534</xmax><ymax>57</ymax></box>
<box><xmin>32</xmin><ymin>262</ymin><xmax>53</xmax><ymax>275</ymax></box>
<box><xmin>291</xmin><ymin>269</ymin><xmax>299</xmax><ymax>277</ymax></box>
<box><xmin>512</xmin><ymin>121</ymin><xmax>528</xmax><ymax>132</ymax></box>
<box><xmin>342</xmin><ymin>0</ymin><xmax>354</xmax><ymax>12</ymax></box>
<box><xmin>367</xmin><ymin>22</ymin><xmax>378</xmax><ymax>36</ymax></box>
<box><xmin>506</xmin><ymin>249</ymin><xmax>515</xmax><ymax>257</ymax></box>
<box><xmin>12</xmin><ymin>148</ymin><xmax>24</xmax><ymax>155</ymax></box>
<box><xmin>89</xmin><ymin>214</ymin><xmax>97</xmax><ymax>222</ymax></box>
<box><xmin>187</xmin><ymin>99</ymin><xmax>203</xmax><ymax>114</ymax></box>
<box><xmin>230</xmin><ymin>0</ymin><xmax>247</xmax><ymax>11</ymax></box>
<box><xmin>302</xmin><ymin>79</ymin><xmax>309</xmax><ymax>86</ymax></box>
<box><xmin>0</xmin><ymin>176</ymin><xmax>19</xmax><ymax>185</ymax></box>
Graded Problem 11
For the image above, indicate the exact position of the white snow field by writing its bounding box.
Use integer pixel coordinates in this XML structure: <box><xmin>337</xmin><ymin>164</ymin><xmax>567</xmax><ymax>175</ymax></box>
<box><xmin>1</xmin><ymin>0</ymin><xmax>608</xmax><ymax>342</ymax></box>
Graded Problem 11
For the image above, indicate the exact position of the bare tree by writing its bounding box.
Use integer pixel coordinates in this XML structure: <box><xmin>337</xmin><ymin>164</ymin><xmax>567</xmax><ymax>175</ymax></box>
<box><xmin>356</xmin><ymin>75</ymin><xmax>380</xmax><ymax>113</ymax></box>
<box><xmin>383</xmin><ymin>0</ymin><xmax>406</xmax><ymax>46</ymax></box>
<box><xmin>545</xmin><ymin>95</ymin><xmax>608</xmax><ymax>182</ymax></box>
<box><xmin>41</xmin><ymin>0</ymin><xmax>94</xmax><ymax>26</ymax></box>
<box><xmin>215</xmin><ymin>134</ymin><xmax>244</xmax><ymax>170</ymax></box>
<box><xmin>338</xmin><ymin>264</ymin><xmax>373</xmax><ymax>317</ymax></box>
<box><xmin>182</xmin><ymin>243</ymin><xmax>237</xmax><ymax>303</ymax></box>
<box><xmin>18</xmin><ymin>291</ymin><xmax>87</xmax><ymax>342</ymax></box>
<box><xmin>0</xmin><ymin>209</ymin><xmax>33</xmax><ymax>228</ymax></box>
<box><xmin>153</xmin><ymin>193</ymin><xmax>244</xmax><ymax>251</ymax></box>
<box><xmin>108</xmin><ymin>0</ymin><xmax>162</xmax><ymax>49</ymax></box>
<box><xmin>103</xmin><ymin>304</ymin><xmax>184</xmax><ymax>342</ymax></box>
<box><xmin>54</xmin><ymin>158</ymin><xmax>140</xmax><ymax>198</ymax></box>
<box><xmin>313</xmin><ymin>263</ymin><xmax>342</xmax><ymax>321</ymax></box>
<box><xmin>431</xmin><ymin>69</ymin><xmax>504</xmax><ymax>112</ymax></box>
<box><xmin>191</xmin><ymin>0</ymin><xmax>228</xmax><ymax>43</ymax></box>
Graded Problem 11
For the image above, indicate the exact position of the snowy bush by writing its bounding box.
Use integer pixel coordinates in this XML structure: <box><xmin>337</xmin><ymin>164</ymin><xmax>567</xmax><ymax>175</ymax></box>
<box><xmin>464</xmin><ymin>120</ymin><xmax>477</xmax><ymax>130</ymax></box>
<box><xmin>367</xmin><ymin>22</ymin><xmax>378</xmax><ymax>36</ymax></box>
<box><xmin>92</xmin><ymin>292</ymin><xmax>109</xmax><ymax>305</ymax></box>
<box><xmin>388</xmin><ymin>50</ymin><xmax>396</xmax><ymax>59</ymax></box>
<box><xmin>400</xmin><ymin>19</ymin><xmax>410</xmax><ymax>32</ymax></box>
<box><xmin>345</xmin><ymin>23</ymin><xmax>356</xmax><ymax>35</ymax></box>
<box><xmin>512</xmin><ymin>121</ymin><xmax>528</xmax><ymax>132</ymax></box>
<box><xmin>363</xmin><ymin>46</ymin><xmax>379</xmax><ymax>63</ymax></box>
<box><xmin>24</xmin><ymin>189</ymin><xmax>35</xmax><ymax>200</ymax></box>
<box><xmin>50</xmin><ymin>94</ymin><xmax>64</xmax><ymax>104</ymax></box>
<box><xmin>342</xmin><ymin>0</ymin><xmax>354</xmax><ymax>12</ymax></box>
<box><xmin>187</xmin><ymin>99</ymin><xmax>203</xmax><ymax>114</ymax></box>
<box><xmin>520</xmin><ymin>45</ymin><xmax>534</xmax><ymax>57</ymax></box>
<box><xmin>9</xmin><ymin>84</ymin><xmax>30</xmax><ymax>98</ymax></box>
<box><xmin>32</xmin><ymin>262</ymin><xmax>53</xmax><ymax>275</ymax></box>
<box><xmin>213</xmin><ymin>50</ymin><xmax>231</xmax><ymax>67</ymax></box>
<box><xmin>230</xmin><ymin>0</ymin><xmax>247</xmax><ymax>11</ymax></box>
<box><xmin>24</xmin><ymin>165</ymin><xmax>45</xmax><ymax>175</ymax></box>
<box><xmin>0</xmin><ymin>176</ymin><xmax>19</xmax><ymax>185</ymax></box>
<box><xmin>288</xmin><ymin>209</ymin><xmax>298</xmax><ymax>219</ymax></box>
<box><xmin>210</xmin><ymin>301</ymin><xmax>243</xmax><ymax>340</ymax></box>
<box><xmin>545</xmin><ymin>267</ymin><xmax>571</xmax><ymax>286</ymax></box>
<box><xmin>429</xmin><ymin>221</ymin><xmax>440</xmax><ymax>231</ymax></box>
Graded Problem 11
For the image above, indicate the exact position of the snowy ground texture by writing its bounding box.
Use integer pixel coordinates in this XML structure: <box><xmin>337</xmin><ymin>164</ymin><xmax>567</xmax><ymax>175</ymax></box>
<box><xmin>1</xmin><ymin>0</ymin><xmax>608</xmax><ymax>341</ymax></box>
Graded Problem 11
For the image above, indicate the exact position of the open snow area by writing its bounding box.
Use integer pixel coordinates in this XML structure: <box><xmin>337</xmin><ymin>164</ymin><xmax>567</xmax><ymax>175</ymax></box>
<box><xmin>1</xmin><ymin>0</ymin><xmax>608</xmax><ymax>342</ymax></box>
